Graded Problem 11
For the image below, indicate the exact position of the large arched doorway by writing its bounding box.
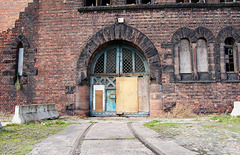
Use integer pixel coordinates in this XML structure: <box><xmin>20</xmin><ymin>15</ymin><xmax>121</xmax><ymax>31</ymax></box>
<box><xmin>90</xmin><ymin>44</ymin><xmax>150</xmax><ymax>116</ymax></box>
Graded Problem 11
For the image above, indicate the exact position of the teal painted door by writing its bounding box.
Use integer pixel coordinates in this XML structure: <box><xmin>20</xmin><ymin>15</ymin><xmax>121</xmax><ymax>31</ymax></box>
<box><xmin>90</xmin><ymin>44</ymin><xmax>149</xmax><ymax>116</ymax></box>
<box><xmin>106</xmin><ymin>89</ymin><xmax>116</xmax><ymax>111</ymax></box>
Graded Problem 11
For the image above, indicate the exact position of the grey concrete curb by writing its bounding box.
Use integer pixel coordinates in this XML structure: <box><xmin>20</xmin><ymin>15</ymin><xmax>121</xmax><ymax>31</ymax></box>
<box><xmin>131</xmin><ymin>122</ymin><xmax>198</xmax><ymax>155</ymax></box>
<box><xmin>0</xmin><ymin>121</ymin><xmax>2</xmax><ymax>131</ymax></box>
<box><xmin>28</xmin><ymin>123</ymin><xmax>91</xmax><ymax>155</ymax></box>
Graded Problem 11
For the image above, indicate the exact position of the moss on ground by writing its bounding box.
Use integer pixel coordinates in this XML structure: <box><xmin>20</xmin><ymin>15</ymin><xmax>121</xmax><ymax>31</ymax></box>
<box><xmin>0</xmin><ymin>120</ymin><xmax>70</xmax><ymax>155</ymax></box>
<box><xmin>145</xmin><ymin>120</ymin><xmax>189</xmax><ymax>130</ymax></box>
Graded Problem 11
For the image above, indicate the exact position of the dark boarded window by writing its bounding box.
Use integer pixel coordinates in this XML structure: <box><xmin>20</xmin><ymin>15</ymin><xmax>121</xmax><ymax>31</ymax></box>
<box><xmin>220</xmin><ymin>0</ymin><xmax>235</xmax><ymax>2</ymax></box>
<box><xmin>197</xmin><ymin>39</ymin><xmax>208</xmax><ymax>72</ymax></box>
<box><xmin>86</xmin><ymin>0</ymin><xmax>96</xmax><ymax>6</ymax></box>
<box><xmin>176</xmin><ymin>0</ymin><xmax>184</xmax><ymax>2</ymax></box>
<box><xmin>102</xmin><ymin>0</ymin><xmax>111</xmax><ymax>6</ymax></box>
<box><xmin>126</xmin><ymin>0</ymin><xmax>137</xmax><ymax>4</ymax></box>
<box><xmin>180</xmin><ymin>39</ymin><xmax>192</xmax><ymax>73</ymax></box>
<box><xmin>142</xmin><ymin>0</ymin><xmax>151</xmax><ymax>4</ymax></box>
<box><xmin>225</xmin><ymin>38</ymin><xmax>235</xmax><ymax>72</ymax></box>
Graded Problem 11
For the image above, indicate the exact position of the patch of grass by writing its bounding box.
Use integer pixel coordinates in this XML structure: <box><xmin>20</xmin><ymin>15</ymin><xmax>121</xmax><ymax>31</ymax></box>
<box><xmin>145</xmin><ymin>120</ymin><xmax>189</xmax><ymax>130</ymax></box>
<box><xmin>109</xmin><ymin>137</ymin><xmax>117</xmax><ymax>140</ymax></box>
<box><xmin>0</xmin><ymin>120</ymin><xmax>70</xmax><ymax>155</ymax></box>
<box><xmin>210</xmin><ymin>115</ymin><xmax>240</xmax><ymax>123</ymax></box>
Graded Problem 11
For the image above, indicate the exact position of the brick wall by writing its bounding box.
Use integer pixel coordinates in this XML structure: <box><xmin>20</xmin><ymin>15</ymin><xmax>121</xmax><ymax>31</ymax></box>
<box><xmin>0</xmin><ymin>0</ymin><xmax>33</xmax><ymax>32</ymax></box>
<box><xmin>0</xmin><ymin>0</ymin><xmax>240</xmax><ymax>116</ymax></box>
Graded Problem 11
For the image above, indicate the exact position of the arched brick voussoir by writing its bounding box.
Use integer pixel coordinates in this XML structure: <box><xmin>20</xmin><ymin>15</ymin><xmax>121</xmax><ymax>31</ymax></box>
<box><xmin>217</xmin><ymin>26</ymin><xmax>240</xmax><ymax>43</ymax></box>
<box><xmin>171</xmin><ymin>27</ymin><xmax>193</xmax><ymax>44</ymax></box>
<box><xmin>190</xmin><ymin>27</ymin><xmax>215</xmax><ymax>43</ymax></box>
<box><xmin>76</xmin><ymin>24</ymin><xmax>162</xmax><ymax>85</ymax></box>
<box><xmin>11</xmin><ymin>35</ymin><xmax>30</xmax><ymax>49</ymax></box>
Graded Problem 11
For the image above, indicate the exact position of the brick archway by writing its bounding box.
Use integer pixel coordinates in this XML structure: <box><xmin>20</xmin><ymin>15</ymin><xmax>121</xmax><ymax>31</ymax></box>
<box><xmin>76</xmin><ymin>24</ymin><xmax>161</xmax><ymax>85</ymax></box>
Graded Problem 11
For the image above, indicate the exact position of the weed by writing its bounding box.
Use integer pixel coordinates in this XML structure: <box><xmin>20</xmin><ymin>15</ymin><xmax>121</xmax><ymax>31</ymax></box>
<box><xmin>211</xmin><ymin>115</ymin><xmax>240</xmax><ymax>123</ymax></box>
<box><xmin>55</xmin><ymin>120</ymin><xmax>66</xmax><ymax>125</ymax></box>
<box><xmin>164</xmin><ymin>104</ymin><xmax>197</xmax><ymax>118</ymax></box>
<box><xmin>0</xmin><ymin>120</ymin><xmax>70</xmax><ymax>154</ymax></box>
<box><xmin>145</xmin><ymin>120</ymin><xmax>189</xmax><ymax>130</ymax></box>
<box><xmin>109</xmin><ymin>137</ymin><xmax>117</xmax><ymax>140</ymax></box>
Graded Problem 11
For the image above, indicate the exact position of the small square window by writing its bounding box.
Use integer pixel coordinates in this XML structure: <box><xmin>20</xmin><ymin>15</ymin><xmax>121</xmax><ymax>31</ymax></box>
<box><xmin>142</xmin><ymin>0</ymin><xmax>151</xmax><ymax>4</ymax></box>
<box><xmin>86</xmin><ymin>0</ymin><xmax>96</xmax><ymax>6</ymax></box>
<box><xmin>176</xmin><ymin>0</ymin><xmax>184</xmax><ymax>3</ymax></box>
<box><xmin>126</xmin><ymin>0</ymin><xmax>137</xmax><ymax>4</ymax></box>
<box><xmin>102</xmin><ymin>0</ymin><xmax>111</xmax><ymax>6</ymax></box>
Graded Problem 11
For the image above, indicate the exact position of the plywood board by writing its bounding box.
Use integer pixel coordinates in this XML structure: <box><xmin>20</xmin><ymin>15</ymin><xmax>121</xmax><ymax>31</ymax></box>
<box><xmin>116</xmin><ymin>77</ymin><xmax>138</xmax><ymax>113</ymax></box>
<box><xmin>138</xmin><ymin>78</ymin><xmax>143</xmax><ymax>112</ymax></box>
<box><xmin>95</xmin><ymin>90</ymin><xmax>103</xmax><ymax>112</ymax></box>
<box><xmin>93</xmin><ymin>85</ymin><xmax>105</xmax><ymax>112</ymax></box>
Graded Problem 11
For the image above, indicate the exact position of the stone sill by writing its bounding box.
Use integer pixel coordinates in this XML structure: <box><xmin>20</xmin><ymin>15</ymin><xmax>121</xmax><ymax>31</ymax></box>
<box><xmin>78</xmin><ymin>3</ymin><xmax>240</xmax><ymax>12</ymax></box>
<box><xmin>176</xmin><ymin>80</ymin><xmax>240</xmax><ymax>83</ymax></box>
<box><xmin>176</xmin><ymin>80</ymin><xmax>217</xmax><ymax>83</ymax></box>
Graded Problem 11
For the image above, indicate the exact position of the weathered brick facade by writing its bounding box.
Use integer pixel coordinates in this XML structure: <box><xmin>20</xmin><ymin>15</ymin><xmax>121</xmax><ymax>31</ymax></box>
<box><xmin>0</xmin><ymin>0</ymin><xmax>240</xmax><ymax>117</ymax></box>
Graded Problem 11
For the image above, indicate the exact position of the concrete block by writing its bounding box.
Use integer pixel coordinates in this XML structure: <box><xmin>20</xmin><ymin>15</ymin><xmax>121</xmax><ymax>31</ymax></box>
<box><xmin>231</xmin><ymin>101</ymin><xmax>240</xmax><ymax>117</ymax></box>
<box><xmin>0</xmin><ymin>121</ymin><xmax>2</xmax><ymax>131</ymax></box>
<box><xmin>12</xmin><ymin>104</ymin><xmax>59</xmax><ymax>124</ymax></box>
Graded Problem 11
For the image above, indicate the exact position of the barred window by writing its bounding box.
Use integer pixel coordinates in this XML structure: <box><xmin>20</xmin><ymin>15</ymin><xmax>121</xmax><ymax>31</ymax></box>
<box><xmin>92</xmin><ymin>45</ymin><xmax>147</xmax><ymax>75</ymax></box>
<box><xmin>224</xmin><ymin>38</ymin><xmax>235</xmax><ymax>72</ymax></box>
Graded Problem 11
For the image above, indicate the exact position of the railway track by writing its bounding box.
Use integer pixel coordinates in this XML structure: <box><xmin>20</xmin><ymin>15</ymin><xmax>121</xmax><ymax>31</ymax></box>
<box><xmin>71</xmin><ymin>121</ymin><xmax>161</xmax><ymax>155</ymax></box>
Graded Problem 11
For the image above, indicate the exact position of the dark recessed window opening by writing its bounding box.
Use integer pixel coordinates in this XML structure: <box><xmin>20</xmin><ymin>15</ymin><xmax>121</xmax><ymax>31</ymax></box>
<box><xmin>191</xmin><ymin>0</ymin><xmax>199</xmax><ymax>3</ymax></box>
<box><xmin>126</xmin><ymin>0</ymin><xmax>137</xmax><ymax>4</ymax></box>
<box><xmin>225</xmin><ymin>38</ymin><xmax>235</xmax><ymax>72</ymax></box>
<box><xmin>86</xmin><ymin>0</ymin><xmax>96</xmax><ymax>6</ymax></box>
<box><xmin>102</xmin><ymin>0</ymin><xmax>111</xmax><ymax>6</ymax></box>
<box><xmin>142</xmin><ymin>0</ymin><xmax>151</xmax><ymax>4</ymax></box>
<box><xmin>15</xmin><ymin>42</ymin><xmax>24</xmax><ymax>82</ymax></box>
<box><xmin>176</xmin><ymin>0</ymin><xmax>184</xmax><ymax>3</ymax></box>
<box><xmin>220</xmin><ymin>0</ymin><xmax>234</xmax><ymax>2</ymax></box>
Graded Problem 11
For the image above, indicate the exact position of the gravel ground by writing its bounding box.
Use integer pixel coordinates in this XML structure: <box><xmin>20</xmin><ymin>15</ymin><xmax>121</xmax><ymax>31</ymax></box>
<box><xmin>153</xmin><ymin>118</ymin><xmax>240</xmax><ymax>155</ymax></box>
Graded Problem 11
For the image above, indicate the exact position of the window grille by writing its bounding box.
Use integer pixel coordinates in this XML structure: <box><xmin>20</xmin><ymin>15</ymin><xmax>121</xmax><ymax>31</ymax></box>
<box><xmin>106</xmin><ymin>48</ymin><xmax>117</xmax><ymax>73</ymax></box>
<box><xmin>122</xmin><ymin>48</ymin><xmax>133</xmax><ymax>73</ymax></box>
<box><xmin>94</xmin><ymin>53</ymin><xmax>105</xmax><ymax>73</ymax></box>
<box><xmin>92</xmin><ymin>45</ymin><xmax>147</xmax><ymax>75</ymax></box>
<box><xmin>135</xmin><ymin>53</ymin><xmax>145</xmax><ymax>73</ymax></box>
<box><xmin>224</xmin><ymin>38</ymin><xmax>235</xmax><ymax>72</ymax></box>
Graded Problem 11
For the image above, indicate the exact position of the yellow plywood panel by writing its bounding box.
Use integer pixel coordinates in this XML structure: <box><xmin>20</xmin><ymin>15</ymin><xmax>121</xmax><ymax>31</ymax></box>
<box><xmin>95</xmin><ymin>90</ymin><xmax>103</xmax><ymax>112</ymax></box>
<box><xmin>116</xmin><ymin>77</ymin><xmax>138</xmax><ymax>113</ymax></box>
<box><xmin>138</xmin><ymin>78</ymin><xmax>142</xmax><ymax>112</ymax></box>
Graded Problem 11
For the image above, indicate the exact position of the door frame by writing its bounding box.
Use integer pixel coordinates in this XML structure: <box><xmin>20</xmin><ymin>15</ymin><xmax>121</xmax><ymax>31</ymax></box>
<box><xmin>89</xmin><ymin>44</ymin><xmax>150</xmax><ymax>117</ymax></box>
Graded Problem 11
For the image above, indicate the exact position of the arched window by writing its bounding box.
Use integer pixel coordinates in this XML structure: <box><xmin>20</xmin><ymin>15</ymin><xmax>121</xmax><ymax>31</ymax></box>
<box><xmin>92</xmin><ymin>45</ymin><xmax>148</xmax><ymax>75</ymax></box>
<box><xmin>17</xmin><ymin>42</ymin><xmax>24</xmax><ymax>77</ymax></box>
<box><xmin>180</xmin><ymin>39</ymin><xmax>192</xmax><ymax>73</ymax></box>
<box><xmin>197</xmin><ymin>39</ymin><xmax>208</xmax><ymax>72</ymax></box>
<box><xmin>224</xmin><ymin>38</ymin><xmax>235</xmax><ymax>72</ymax></box>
